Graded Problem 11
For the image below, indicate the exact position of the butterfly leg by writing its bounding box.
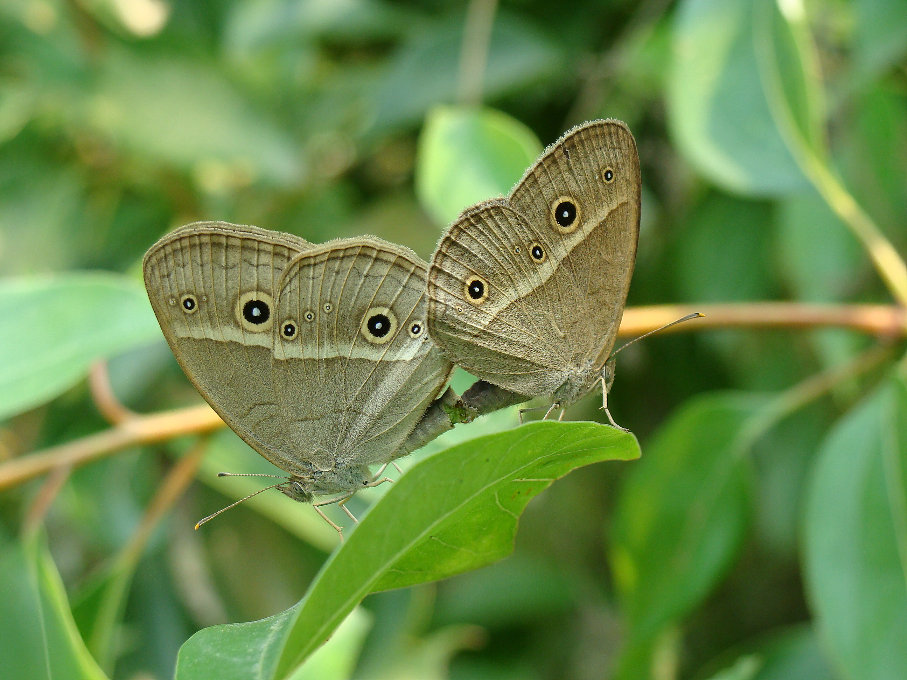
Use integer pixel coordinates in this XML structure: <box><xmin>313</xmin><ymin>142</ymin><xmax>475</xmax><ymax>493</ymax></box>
<box><xmin>311</xmin><ymin>502</ymin><xmax>345</xmax><ymax>540</ymax></box>
<box><xmin>599</xmin><ymin>368</ymin><xmax>629</xmax><ymax>432</ymax></box>
<box><xmin>336</xmin><ymin>496</ymin><xmax>358</xmax><ymax>523</ymax></box>
<box><xmin>542</xmin><ymin>402</ymin><xmax>561</xmax><ymax>420</ymax></box>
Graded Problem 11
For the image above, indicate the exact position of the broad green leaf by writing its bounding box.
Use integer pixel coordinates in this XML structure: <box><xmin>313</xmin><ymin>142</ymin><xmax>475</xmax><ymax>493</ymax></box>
<box><xmin>611</xmin><ymin>394</ymin><xmax>761</xmax><ymax>677</ymax></box>
<box><xmin>175</xmin><ymin>421</ymin><xmax>640</xmax><ymax>680</ymax></box>
<box><xmin>668</xmin><ymin>0</ymin><xmax>816</xmax><ymax>196</ymax></box>
<box><xmin>82</xmin><ymin>50</ymin><xmax>303</xmax><ymax>188</ymax></box>
<box><xmin>370</xmin><ymin>14</ymin><xmax>563</xmax><ymax>134</ymax></box>
<box><xmin>775</xmin><ymin>189</ymin><xmax>864</xmax><ymax>303</ymax></box>
<box><xmin>0</xmin><ymin>532</ymin><xmax>108</xmax><ymax>680</ymax></box>
<box><xmin>415</xmin><ymin>106</ymin><xmax>541</xmax><ymax>226</ymax></box>
<box><xmin>700</xmin><ymin>624</ymin><xmax>837</xmax><ymax>680</ymax></box>
<box><xmin>803</xmin><ymin>371</ymin><xmax>907</xmax><ymax>680</ymax></box>
<box><xmin>674</xmin><ymin>193</ymin><xmax>775</xmax><ymax>303</ymax></box>
<box><xmin>0</xmin><ymin>273</ymin><xmax>161</xmax><ymax>420</ymax></box>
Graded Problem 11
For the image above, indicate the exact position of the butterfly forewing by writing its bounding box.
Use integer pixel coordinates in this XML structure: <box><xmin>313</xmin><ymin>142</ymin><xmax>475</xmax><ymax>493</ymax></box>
<box><xmin>272</xmin><ymin>237</ymin><xmax>453</xmax><ymax>473</ymax></box>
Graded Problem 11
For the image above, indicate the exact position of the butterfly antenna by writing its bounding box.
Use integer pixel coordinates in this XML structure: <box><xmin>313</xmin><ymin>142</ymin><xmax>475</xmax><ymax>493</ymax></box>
<box><xmin>609</xmin><ymin>312</ymin><xmax>704</xmax><ymax>360</ymax></box>
<box><xmin>194</xmin><ymin>476</ymin><xmax>290</xmax><ymax>530</ymax></box>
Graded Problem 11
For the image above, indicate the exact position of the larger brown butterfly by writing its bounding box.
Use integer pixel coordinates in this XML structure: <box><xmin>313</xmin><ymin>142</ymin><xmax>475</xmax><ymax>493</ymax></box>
<box><xmin>144</xmin><ymin>222</ymin><xmax>453</xmax><ymax>532</ymax></box>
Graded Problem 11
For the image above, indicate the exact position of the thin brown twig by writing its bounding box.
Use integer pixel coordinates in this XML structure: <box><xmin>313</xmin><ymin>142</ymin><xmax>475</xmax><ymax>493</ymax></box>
<box><xmin>1</xmin><ymin>302</ymin><xmax>905</xmax><ymax>493</ymax></box>
<box><xmin>0</xmin><ymin>404</ymin><xmax>222</xmax><ymax>491</ymax></box>
<box><xmin>89</xmin><ymin>361</ymin><xmax>136</xmax><ymax>425</ymax></box>
<box><xmin>620</xmin><ymin>303</ymin><xmax>907</xmax><ymax>338</ymax></box>
<box><xmin>22</xmin><ymin>463</ymin><xmax>73</xmax><ymax>536</ymax></box>
<box><xmin>119</xmin><ymin>436</ymin><xmax>208</xmax><ymax>567</ymax></box>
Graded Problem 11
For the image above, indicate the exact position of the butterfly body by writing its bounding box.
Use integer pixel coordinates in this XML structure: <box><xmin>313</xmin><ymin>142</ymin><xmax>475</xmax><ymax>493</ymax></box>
<box><xmin>427</xmin><ymin>119</ymin><xmax>640</xmax><ymax>411</ymax></box>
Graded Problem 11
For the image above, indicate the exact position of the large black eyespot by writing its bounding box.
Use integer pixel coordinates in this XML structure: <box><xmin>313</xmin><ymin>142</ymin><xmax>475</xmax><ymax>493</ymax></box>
<box><xmin>180</xmin><ymin>294</ymin><xmax>199</xmax><ymax>314</ymax></box>
<box><xmin>555</xmin><ymin>201</ymin><xmax>576</xmax><ymax>226</ymax></box>
<box><xmin>235</xmin><ymin>291</ymin><xmax>274</xmax><ymax>332</ymax></box>
<box><xmin>530</xmin><ymin>242</ymin><xmax>546</xmax><ymax>263</ymax></box>
<box><xmin>360</xmin><ymin>306</ymin><xmax>397</xmax><ymax>344</ymax></box>
<box><xmin>281</xmin><ymin>320</ymin><xmax>297</xmax><ymax>340</ymax></box>
<box><xmin>368</xmin><ymin>314</ymin><xmax>390</xmax><ymax>337</ymax></box>
<box><xmin>244</xmin><ymin>300</ymin><xmax>269</xmax><ymax>324</ymax></box>
<box><xmin>464</xmin><ymin>275</ymin><xmax>488</xmax><ymax>304</ymax></box>
<box><xmin>602</xmin><ymin>167</ymin><xmax>615</xmax><ymax>183</ymax></box>
<box><xmin>550</xmin><ymin>196</ymin><xmax>581</xmax><ymax>233</ymax></box>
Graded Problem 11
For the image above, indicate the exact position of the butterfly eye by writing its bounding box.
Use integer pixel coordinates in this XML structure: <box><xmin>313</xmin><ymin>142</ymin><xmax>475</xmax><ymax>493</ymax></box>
<box><xmin>361</xmin><ymin>306</ymin><xmax>397</xmax><ymax>344</ymax></box>
<box><xmin>323</xmin><ymin>302</ymin><xmax>333</xmax><ymax>313</ymax></box>
<box><xmin>602</xmin><ymin>167</ymin><xmax>615</xmax><ymax>183</ymax></box>
<box><xmin>303</xmin><ymin>310</ymin><xmax>315</xmax><ymax>322</ymax></box>
<box><xmin>180</xmin><ymin>294</ymin><xmax>199</xmax><ymax>314</ymax></box>
<box><xmin>235</xmin><ymin>291</ymin><xmax>274</xmax><ymax>332</ymax></box>
<box><xmin>408</xmin><ymin>321</ymin><xmax>424</xmax><ymax>338</ymax></box>
<box><xmin>281</xmin><ymin>320</ymin><xmax>298</xmax><ymax>340</ymax></box>
<box><xmin>464</xmin><ymin>275</ymin><xmax>489</xmax><ymax>305</ymax></box>
<box><xmin>550</xmin><ymin>196</ymin><xmax>581</xmax><ymax>234</ymax></box>
<box><xmin>529</xmin><ymin>242</ymin><xmax>546</xmax><ymax>263</ymax></box>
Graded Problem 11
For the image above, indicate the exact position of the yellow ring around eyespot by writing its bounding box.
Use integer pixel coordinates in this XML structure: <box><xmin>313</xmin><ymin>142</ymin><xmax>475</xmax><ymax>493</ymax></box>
<box><xmin>360</xmin><ymin>306</ymin><xmax>397</xmax><ymax>344</ymax></box>
<box><xmin>464</xmin><ymin>275</ymin><xmax>489</xmax><ymax>305</ymax></box>
<box><xmin>408</xmin><ymin>320</ymin><xmax>425</xmax><ymax>338</ymax></box>
<box><xmin>549</xmin><ymin>195</ymin><xmax>582</xmax><ymax>234</ymax></box>
<box><xmin>180</xmin><ymin>293</ymin><xmax>199</xmax><ymax>314</ymax></box>
<box><xmin>234</xmin><ymin>290</ymin><xmax>274</xmax><ymax>333</ymax></box>
<box><xmin>529</xmin><ymin>242</ymin><xmax>547</xmax><ymax>263</ymax></box>
<box><xmin>280</xmin><ymin>319</ymin><xmax>298</xmax><ymax>340</ymax></box>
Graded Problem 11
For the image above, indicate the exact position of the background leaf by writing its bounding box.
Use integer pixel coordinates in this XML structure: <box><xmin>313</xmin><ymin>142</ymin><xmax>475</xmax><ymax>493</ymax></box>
<box><xmin>667</xmin><ymin>0</ymin><xmax>812</xmax><ymax>196</ymax></box>
<box><xmin>803</xmin><ymin>371</ymin><xmax>907</xmax><ymax>680</ymax></box>
<box><xmin>416</xmin><ymin>106</ymin><xmax>541</xmax><ymax>226</ymax></box>
<box><xmin>0</xmin><ymin>532</ymin><xmax>108</xmax><ymax>680</ymax></box>
<box><xmin>611</xmin><ymin>394</ymin><xmax>762</xmax><ymax>676</ymax></box>
<box><xmin>0</xmin><ymin>273</ymin><xmax>160</xmax><ymax>420</ymax></box>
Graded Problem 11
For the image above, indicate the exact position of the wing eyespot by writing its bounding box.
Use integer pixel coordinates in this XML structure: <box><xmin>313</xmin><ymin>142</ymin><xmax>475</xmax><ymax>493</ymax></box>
<box><xmin>529</xmin><ymin>242</ymin><xmax>546</xmax><ymax>263</ymax></box>
<box><xmin>550</xmin><ymin>196</ymin><xmax>582</xmax><ymax>234</ymax></box>
<box><xmin>235</xmin><ymin>291</ymin><xmax>274</xmax><ymax>332</ymax></box>
<box><xmin>464</xmin><ymin>275</ymin><xmax>489</xmax><ymax>305</ymax></box>
<box><xmin>280</xmin><ymin>320</ymin><xmax>298</xmax><ymax>340</ymax></box>
<box><xmin>361</xmin><ymin>306</ymin><xmax>397</xmax><ymax>344</ymax></box>
<box><xmin>179</xmin><ymin>294</ymin><xmax>199</xmax><ymax>314</ymax></box>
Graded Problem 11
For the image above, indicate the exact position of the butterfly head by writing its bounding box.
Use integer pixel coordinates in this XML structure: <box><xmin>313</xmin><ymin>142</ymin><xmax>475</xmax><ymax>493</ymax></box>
<box><xmin>277</xmin><ymin>479</ymin><xmax>315</xmax><ymax>504</ymax></box>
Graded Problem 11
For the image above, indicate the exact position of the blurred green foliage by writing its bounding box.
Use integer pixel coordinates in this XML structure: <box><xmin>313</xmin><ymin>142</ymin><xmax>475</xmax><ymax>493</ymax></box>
<box><xmin>1</xmin><ymin>0</ymin><xmax>906</xmax><ymax>679</ymax></box>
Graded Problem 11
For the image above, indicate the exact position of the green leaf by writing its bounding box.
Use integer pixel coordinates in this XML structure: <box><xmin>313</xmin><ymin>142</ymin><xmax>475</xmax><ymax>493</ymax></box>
<box><xmin>668</xmin><ymin>0</ymin><xmax>814</xmax><ymax>196</ymax></box>
<box><xmin>699</xmin><ymin>624</ymin><xmax>837</xmax><ymax>680</ymax></box>
<box><xmin>83</xmin><ymin>50</ymin><xmax>303</xmax><ymax>188</ymax></box>
<box><xmin>370</xmin><ymin>15</ymin><xmax>563</xmax><ymax>136</ymax></box>
<box><xmin>675</xmin><ymin>193</ymin><xmax>775</xmax><ymax>303</ymax></box>
<box><xmin>415</xmin><ymin>106</ymin><xmax>541</xmax><ymax>226</ymax></box>
<box><xmin>803</xmin><ymin>371</ymin><xmax>907</xmax><ymax>680</ymax></box>
<box><xmin>0</xmin><ymin>532</ymin><xmax>108</xmax><ymax>680</ymax></box>
<box><xmin>611</xmin><ymin>393</ymin><xmax>761</xmax><ymax>677</ymax></box>
<box><xmin>175</xmin><ymin>421</ymin><xmax>640</xmax><ymax>679</ymax></box>
<box><xmin>0</xmin><ymin>273</ymin><xmax>161</xmax><ymax>420</ymax></box>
